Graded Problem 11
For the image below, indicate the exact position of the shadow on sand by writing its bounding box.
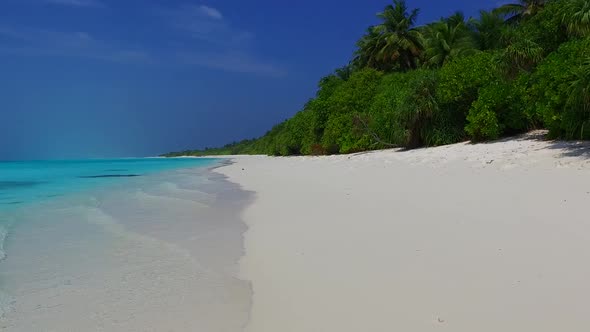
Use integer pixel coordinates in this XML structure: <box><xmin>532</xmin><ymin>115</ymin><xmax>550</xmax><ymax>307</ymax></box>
<box><xmin>471</xmin><ymin>130</ymin><xmax>590</xmax><ymax>159</ymax></box>
<box><xmin>525</xmin><ymin>130</ymin><xmax>590</xmax><ymax>159</ymax></box>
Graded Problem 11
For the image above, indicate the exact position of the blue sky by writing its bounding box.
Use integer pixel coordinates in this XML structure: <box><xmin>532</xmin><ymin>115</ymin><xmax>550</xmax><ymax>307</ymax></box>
<box><xmin>0</xmin><ymin>0</ymin><xmax>494</xmax><ymax>160</ymax></box>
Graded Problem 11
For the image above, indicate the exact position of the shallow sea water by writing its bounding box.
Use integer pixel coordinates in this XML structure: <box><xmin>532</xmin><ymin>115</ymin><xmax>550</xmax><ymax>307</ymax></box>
<box><xmin>0</xmin><ymin>159</ymin><xmax>252</xmax><ymax>331</ymax></box>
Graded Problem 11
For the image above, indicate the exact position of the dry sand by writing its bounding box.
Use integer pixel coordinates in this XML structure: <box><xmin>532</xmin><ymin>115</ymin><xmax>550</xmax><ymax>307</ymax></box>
<box><xmin>217</xmin><ymin>132</ymin><xmax>590</xmax><ymax>332</ymax></box>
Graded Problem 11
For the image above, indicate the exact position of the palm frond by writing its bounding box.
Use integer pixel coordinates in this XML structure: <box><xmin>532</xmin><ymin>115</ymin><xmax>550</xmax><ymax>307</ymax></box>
<box><xmin>493</xmin><ymin>3</ymin><xmax>525</xmax><ymax>17</ymax></box>
<box><xmin>423</xmin><ymin>14</ymin><xmax>476</xmax><ymax>68</ymax></box>
<box><xmin>470</xmin><ymin>10</ymin><xmax>506</xmax><ymax>50</ymax></box>
<box><xmin>564</xmin><ymin>0</ymin><xmax>590</xmax><ymax>37</ymax></box>
<box><xmin>493</xmin><ymin>0</ymin><xmax>546</xmax><ymax>23</ymax></box>
<box><xmin>499</xmin><ymin>37</ymin><xmax>544</xmax><ymax>76</ymax></box>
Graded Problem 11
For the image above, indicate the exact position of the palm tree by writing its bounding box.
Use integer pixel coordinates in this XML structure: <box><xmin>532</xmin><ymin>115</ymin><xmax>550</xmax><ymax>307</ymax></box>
<box><xmin>357</xmin><ymin>0</ymin><xmax>424</xmax><ymax>71</ymax></box>
<box><xmin>494</xmin><ymin>0</ymin><xmax>547</xmax><ymax>23</ymax></box>
<box><xmin>353</xmin><ymin>27</ymin><xmax>387</xmax><ymax>70</ymax></box>
<box><xmin>496</xmin><ymin>38</ymin><xmax>544</xmax><ymax>78</ymax></box>
<box><xmin>375</xmin><ymin>0</ymin><xmax>424</xmax><ymax>70</ymax></box>
<box><xmin>423</xmin><ymin>12</ymin><xmax>477</xmax><ymax>67</ymax></box>
<box><xmin>563</xmin><ymin>0</ymin><xmax>590</xmax><ymax>37</ymax></box>
<box><xmin>470</xmin><ymin>10</ymin><xmax>506</xmax><ymax>50</ymax></box>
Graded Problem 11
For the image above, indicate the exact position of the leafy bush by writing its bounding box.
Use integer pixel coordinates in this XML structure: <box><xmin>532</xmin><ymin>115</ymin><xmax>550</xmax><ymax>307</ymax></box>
<box><xmin>367</xmin><ymin>72</ymin><xmax>413</xmax><ymax>146</ymax></box>
<box><xmin>437</xmin><ymin>52</ymin><xmax>500</xmax><ymax>116</ymax></box>
<box><xmin>465</xmin><ymin>77</ymin><xmax>529</xmax><ymax>141</ymax></box>
<box><xmin>525</xmin><ymin>37</ymin><xmax>590</xmax><ymax>138</ymax></box>
<box><xmin>466</xmin><ymin>106</ymin><xmax>500</xmax><ymax>141</ymax></box>
<box><xmin>325</xmin><ymin>68</ymin><xmax>383</xmax><ymax>116</ymax></box>
<box><xmin>321</xmin><ymin>113</ymin><xmax>375</xmax><ymax>154</ymax></box>
<box><xmin>563</xmin><ymin>58</ymin><xmax>590</xmax><ymax>139</ymax></box>
<box><xmin>307</xmin><ymin>75</ymin><xmax>346</xmax><ymax>140</ymax></box>
<box><xmin>391</xmin><ymin>70</ymin><xmax>439</xmax><ymax>147</ymax></box>
<box><xmin>368</xmin><ymin>69</ymin><xmax>465</xmax><ymax>148</ymax></box>
<box><xmin>516</xmin><ymin>0</ymin><xmax>569</xmax><ymax>53</ymax></box>
<box><xmin>320</xmin><ymin>68</ymin><xmax>383</xmax><ymax>153</ymax></box>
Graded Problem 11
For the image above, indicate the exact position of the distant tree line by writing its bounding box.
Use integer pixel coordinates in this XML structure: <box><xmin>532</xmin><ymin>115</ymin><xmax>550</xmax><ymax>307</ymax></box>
<box><xmin>163</xmin><ymin>0</ymin><xmax>590</xmax><ymax>157</ymax></box>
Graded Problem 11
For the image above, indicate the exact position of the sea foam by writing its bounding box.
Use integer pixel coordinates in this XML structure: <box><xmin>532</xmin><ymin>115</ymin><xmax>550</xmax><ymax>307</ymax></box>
<box><xmin>0</xmin><ymin>225</ymin><xmax>7</xmax><ymax>262</ymax></box>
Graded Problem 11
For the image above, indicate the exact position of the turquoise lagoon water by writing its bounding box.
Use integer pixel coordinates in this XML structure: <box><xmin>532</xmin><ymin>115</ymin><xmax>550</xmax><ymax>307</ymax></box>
<box><xmin>0</xmin><ymin>158</ymin><xmax>218</xmax><ymax>260</ymax></box>
<box><xmin>0</xmin><ymin>158</ymin><xmax>219</xmax><ymax>208</ymax></box>
<box><xmin>0</xmin><ymin>158</ymin><xmax>252</xmax><ymax>331</ymax></box>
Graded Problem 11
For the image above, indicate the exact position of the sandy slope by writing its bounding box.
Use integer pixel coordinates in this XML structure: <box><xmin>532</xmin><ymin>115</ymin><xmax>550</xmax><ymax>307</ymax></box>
<box><xmin>217</xmin><ymin>132</ymin><xmax>590</xmax><ymax>332</ymax></box>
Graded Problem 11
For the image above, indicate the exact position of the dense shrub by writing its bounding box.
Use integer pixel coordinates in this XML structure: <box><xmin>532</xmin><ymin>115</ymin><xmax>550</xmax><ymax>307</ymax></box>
<box><xmin>306</xmin><ymin>75</ymin><xmax>345</xmax><ymax>142</ymax></box>
<box><xmin>404</xmin><ymin>70</ymin><xmax>466</xmax><ymax>147</ymax></box>
<box><xmin>319</xmin><ymin>68</ymin><xmax>383</xmax><ymax>153</ymax></box>
<box><xmin>516</xmin><ymin>0</ymin><xmax>569</xmax><ymax>54</ymax></box>
<box><xmin>321</xmin><ymin>113</ymin><xmax>371</xmax><ymax>154</ymax></box>
<box><xmin>526</xmin><ymin>37</ymin><xmax>590</xmax><ymax>138</ymax></box>
<box><xmin>437</xmin><ymin>52</ymin><xmax>500</xmax><ymax>116</ymax></box>
<box><xmin>424</xmin><ymin>110</ymin><xmax>466</xmax><ymax>146</ymax></box>
<box><xmin>391</xmin><ymin>70</ymin><xmax>439</xmax><ymax>147</ymax></box>
<box><xmin>367</xmin><ymin>72</ymin><xmax>413</xmax><ymax>146</ymax></box>
<box><xmin>326</xmin><ymin>68</ymin><xmax>383</xmax><ymax>115</ymax></box>
<box><xmin>465</xmin><ymin>78</ymin><xmax>528</xmax><ymax>141</ymax></box>
<box><xmin>563</xmin><ymin>58</ymin><xmax>590</xmax><ymax>139</ymax></box>
<box><xmin>364</xmin><ymin>69</ymin><xmax>465</xmax><ymax>148</ymax></box>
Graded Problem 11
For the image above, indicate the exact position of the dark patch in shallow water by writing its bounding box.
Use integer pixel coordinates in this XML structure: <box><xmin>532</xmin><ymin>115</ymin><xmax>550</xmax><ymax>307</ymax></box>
<box><xmin>0</xmin><ymin>181</ymin><xmax>44</xmax><ymax>190</ymax></box>
<box><xmin>78</xmin><ymin>174</ymin><xmax>141</xmax><ymax>179</ymax></box>
<box><xmin>42</xmin><ymin>194</ymin><xmax>62</xmax><ymax>198</ymax></box>
<box><xmin>1</xmin><ymin>201</ymin><xmax>24</xmax><ymax>205</ymax></box>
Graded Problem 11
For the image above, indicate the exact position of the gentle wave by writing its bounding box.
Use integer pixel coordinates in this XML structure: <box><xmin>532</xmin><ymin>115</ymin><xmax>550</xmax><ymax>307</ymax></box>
<box><xmin>0</xmin><ymin>213</ymin><xmax>16</xmax><ymax>263</ymax></box>
<box><xmin>0</xmin><ymin>225</ymin><xmax>7</xmax><ymax>262</ymax></box>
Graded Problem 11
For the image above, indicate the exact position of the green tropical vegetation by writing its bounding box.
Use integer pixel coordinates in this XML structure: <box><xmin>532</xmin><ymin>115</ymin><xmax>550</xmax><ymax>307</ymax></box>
<box><xmin>163</xmin><ymin>0</ymin><xmax>590</xmax><ymax>157</ymax></box>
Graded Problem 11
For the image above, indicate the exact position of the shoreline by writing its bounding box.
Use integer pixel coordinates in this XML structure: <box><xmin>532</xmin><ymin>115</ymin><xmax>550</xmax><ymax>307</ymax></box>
<box><xmin>0</xmin><ymin>161</ymin><xmax>253</xmax><ymax>331</ymax></box>
<box><xmin>217</xmin><ymin>132</ymin><xmax>590</xmax><ymax>332</ymax></box>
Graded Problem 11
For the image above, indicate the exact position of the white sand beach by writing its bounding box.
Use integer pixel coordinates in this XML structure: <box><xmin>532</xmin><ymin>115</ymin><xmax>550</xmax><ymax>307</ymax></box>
<box><xmin>217</xmin><ymin>132</ymin><xmax>590</xmax><ymax>332</ymax></box>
